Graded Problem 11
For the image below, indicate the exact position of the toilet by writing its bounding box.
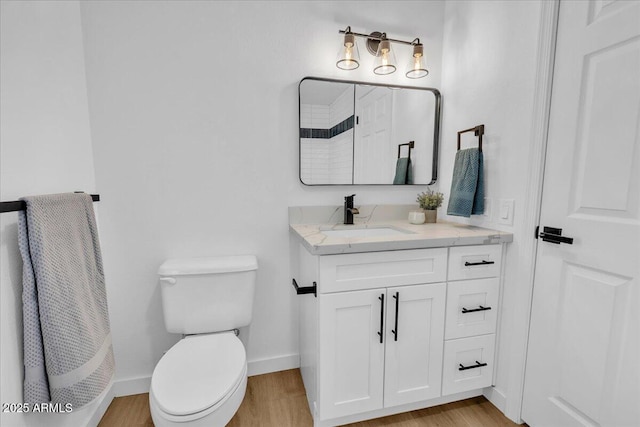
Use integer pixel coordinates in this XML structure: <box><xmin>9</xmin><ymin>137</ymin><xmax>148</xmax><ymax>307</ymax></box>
<box><xmin>149</xmin><ymin>255</ymin><xmax>258</xmax><ymax>427</ymax></box>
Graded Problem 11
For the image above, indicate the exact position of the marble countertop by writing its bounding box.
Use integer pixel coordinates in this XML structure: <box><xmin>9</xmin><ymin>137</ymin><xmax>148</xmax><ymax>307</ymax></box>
<box><xmin>289</xmin><ymin>205</ymin><xmax>513</xmax><ymax>255</ymax></box>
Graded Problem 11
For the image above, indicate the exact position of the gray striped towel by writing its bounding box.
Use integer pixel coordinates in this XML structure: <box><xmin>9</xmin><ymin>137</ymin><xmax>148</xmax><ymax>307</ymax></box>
<box><xmin>18</xmin><ymin>193</ymin><xmax>114</xmax><ymax>408</ymax></box>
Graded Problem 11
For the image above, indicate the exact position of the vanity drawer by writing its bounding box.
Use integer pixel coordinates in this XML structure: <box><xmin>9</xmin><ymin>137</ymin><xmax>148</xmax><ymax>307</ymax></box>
<box><xmin>445</xmin><ymin>278</ymin><xmax>499</xmax><ymax>339</ymax></box>
<box><xmin>318</xmin><ymin>248</ymin><xmax>447</xmax><ymax>294</ymax></box>
<box><xmin>448</xmin><ymin>245</ymin><xmax>502</xmax><ymax>281</ymax></box>
<box><xmin>442</xmin><ymin>334</ymin><xmax>495</xmax><ymax>396</ymax></box>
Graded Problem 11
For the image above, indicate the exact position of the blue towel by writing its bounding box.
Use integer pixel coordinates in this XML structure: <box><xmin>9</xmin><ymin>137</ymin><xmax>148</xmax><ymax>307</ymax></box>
<box><xmin>447</xmin><ymin>148</ymin><xmax>484</xmax><ymax>217</ymax></box>
<box><xmin>393</xmin><ymin>157</ymin><xmax>414</xmax><ymax>184</ymax></box>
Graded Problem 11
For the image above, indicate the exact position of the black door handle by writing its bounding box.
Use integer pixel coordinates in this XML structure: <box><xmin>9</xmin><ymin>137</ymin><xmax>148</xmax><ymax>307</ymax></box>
<box><xmin>391</xmin><ymin>292</ymin><xmax>399</xmax><ymax>342</ymax></box>
<box><xmin>377</xmin><ymin>294</ymin><xmax>384</xmax><ymax>344</ymax></box>
<box><xmin>537</xmin><ymin>226</ymin><xmax>574</xmax><ymax>245</ymax></box>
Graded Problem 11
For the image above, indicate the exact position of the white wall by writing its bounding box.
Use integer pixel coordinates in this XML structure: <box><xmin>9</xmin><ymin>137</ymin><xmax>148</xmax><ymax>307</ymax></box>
<box><xmin>0</xmin><ymin>1</ymin><xmax>548</xmax><ymax>423</ymax></box>
<box><xmin>0</xmin><ymin>2</ymin><xmax>106</xmax><ymax>426</ymax></box>
<box><xmin>78</xmin><ymin>0</ymin><xmax>445</xmax><ymax>390</ymax></box>
<box><xmin>439</xmin><ymin>0</ymin><xmax>544</xmax><ymax>420</ymax></box>
<box><xmin>392</xmin><ymin>89</ymin><xmax>436</xmax><ymax>183</ymax></box>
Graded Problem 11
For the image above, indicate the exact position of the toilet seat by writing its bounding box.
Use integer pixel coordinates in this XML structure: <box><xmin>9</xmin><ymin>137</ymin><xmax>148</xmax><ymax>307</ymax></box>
<box><xmin>150</xmin><ymin>332</ymin><xmax>246</xmax><ymax>419</ymax></box>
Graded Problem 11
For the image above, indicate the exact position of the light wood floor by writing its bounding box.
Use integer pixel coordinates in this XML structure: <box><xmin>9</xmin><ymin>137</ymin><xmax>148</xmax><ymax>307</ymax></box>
<box><xmin>98</xmin><ymin>369</ymin><xmax>521</xmax><ymax>427</ymax></box>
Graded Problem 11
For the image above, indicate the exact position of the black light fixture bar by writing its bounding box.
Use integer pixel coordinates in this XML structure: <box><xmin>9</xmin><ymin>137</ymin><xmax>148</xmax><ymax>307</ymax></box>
<box><xmin>338</xmin><ymin>28</ymin><xmax>420</xmax><ymax>47</ymax></box>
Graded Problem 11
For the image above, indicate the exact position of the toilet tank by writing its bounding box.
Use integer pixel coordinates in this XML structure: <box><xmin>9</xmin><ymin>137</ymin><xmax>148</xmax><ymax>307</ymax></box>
<box><xmin>158</xmin><ymin>255</ymin><xmax>258</xmax><ymax>335</ymax></box>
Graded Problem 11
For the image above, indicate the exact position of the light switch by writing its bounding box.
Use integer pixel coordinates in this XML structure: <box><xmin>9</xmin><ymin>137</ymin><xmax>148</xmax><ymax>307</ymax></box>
<box><xmin>500</xmin><ymin>204</ymin><xmax>509</xmax><ymax>219</ymax></box>
<box><xmin>498</xmin><ymin>199</ymin><xmax>515</xmax><ymax>225</ymax></box>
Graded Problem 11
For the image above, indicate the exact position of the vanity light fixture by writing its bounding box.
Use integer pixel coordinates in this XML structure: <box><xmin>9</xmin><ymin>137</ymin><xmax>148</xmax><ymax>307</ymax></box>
<box><xmin>336</xmin><ymin>27</ymin><xmax>428</xmax><ymax>79</ymax></box>
<box><xmin>336</xmin><ymin>26</ymin><xmax>361</xmax><ymax>70</ymax></box>
<box><xmin>406</xmin><ymin>40</ymin><xmax>429</xmax><ymax>79</ymax></box>
<box><xmin>373</xmin><ymin>37</ymin><xmax>397</xmax><ymax>75</ymax></box>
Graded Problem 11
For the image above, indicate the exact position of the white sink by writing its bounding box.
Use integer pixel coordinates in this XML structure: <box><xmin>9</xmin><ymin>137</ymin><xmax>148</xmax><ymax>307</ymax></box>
<box><xmin>321</xmin><ymin>227</ymin><xmax>412</xmax><ymax>238</ymax></box>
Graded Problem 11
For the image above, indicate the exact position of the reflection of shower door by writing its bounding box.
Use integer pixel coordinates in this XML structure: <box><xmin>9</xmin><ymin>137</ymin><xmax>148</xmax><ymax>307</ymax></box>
<box><xmin>354</xmin><ymin>87</ymin><xmax>393</xmax><ymax>184</ymax></box>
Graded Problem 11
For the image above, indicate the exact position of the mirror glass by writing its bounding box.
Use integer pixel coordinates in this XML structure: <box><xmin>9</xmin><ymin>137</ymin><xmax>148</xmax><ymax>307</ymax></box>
<box><xmin>299</xmin><ymin>77</ymin><xmax>440</xmax><ymax>185</ymax></box>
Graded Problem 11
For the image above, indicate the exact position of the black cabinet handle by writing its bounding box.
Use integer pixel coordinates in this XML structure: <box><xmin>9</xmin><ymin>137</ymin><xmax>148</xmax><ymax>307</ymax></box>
<box><xmin>461</xmin><ymin>305</ymin><xmax>492</xmax><ymax>314</ymax></box>
<box><xmin>459</xmin><ymin>361</ymin><xmax>488</xmax><ymax>371</ymax></box>
<box><xmin>464</xmin><ymin>260</ymin><xmax>495</xmax><ymax>266</ymax></box>
<box><xmin>291</xmin><ymin>279</ymin><xmax>316</xmax><ymax>297</ymax></box>
<box><xmin>391</xmin><ymin>292</ymin><xmax>399</xmax><ymax>342</ymax></box>
<box><xmin>377</xmin><ymin>294</ymin><xmax>384</xmax><ymax>344</ymax></box>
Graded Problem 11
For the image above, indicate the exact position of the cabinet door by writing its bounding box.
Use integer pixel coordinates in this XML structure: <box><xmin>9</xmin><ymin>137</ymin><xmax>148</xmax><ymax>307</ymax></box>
<box><xmin>318</xmin><ymin>289</ymin><xmax>385</xmax><ymax>420</ymax></box>
<box><xmin>384</xmin><ymin>283</ymin><xmax>446</xmax><ymax>407</ymax></box>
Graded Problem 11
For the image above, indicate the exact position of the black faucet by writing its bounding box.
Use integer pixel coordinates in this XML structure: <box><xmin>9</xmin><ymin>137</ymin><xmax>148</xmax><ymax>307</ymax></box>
<box><xmin>344</xmin><ymin>194</ymin><xmax>359</xmax><ymax>225</ymax></box>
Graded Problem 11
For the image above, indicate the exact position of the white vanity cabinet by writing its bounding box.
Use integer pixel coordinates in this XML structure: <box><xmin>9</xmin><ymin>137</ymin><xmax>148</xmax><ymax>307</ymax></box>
<box><xmin>442</xmin><ymin>245</ymin><xmax>501</xmax><ymax>396</ymax></box>
<box><xmin>319</xmin><ymin>283</ymin><xmax>446</xmax><ymax>419</ymax></box>
<box><xmin>295</xmin><ymin>242</ymin><xmax>504</xmax><ymax>426</ymax></box>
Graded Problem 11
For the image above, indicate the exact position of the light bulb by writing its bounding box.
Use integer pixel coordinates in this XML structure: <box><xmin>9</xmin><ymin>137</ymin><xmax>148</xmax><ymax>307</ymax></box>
<box><xmin>345</xmin><ymin>45</ymin><xmax>353</xmax><ymax>61</ymax></box>
<box><xmin>405</xmin><ymin>43</ymin><xmax>428</xmax><ymax>79</ymax></box>
<box><xmin>373</xmin><ymin>39</ymin><xmax>396</xmax><ymax>75</ymax></box>
<box><xmin>336</xmin><ymin>33</ymin><xmax>360</xmax><ymax>70</ymax></box>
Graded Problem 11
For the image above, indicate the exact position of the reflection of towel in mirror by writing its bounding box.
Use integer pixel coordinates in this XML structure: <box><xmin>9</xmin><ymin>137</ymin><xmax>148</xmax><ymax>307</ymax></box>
<box><xmin>393</xmin><ymin>157</ymin><xmax>414</xmax><ymax>184</ymax></box>
<box><xmin>447</xmin><ymin>148</ymin><xmax>484</xmax><ymax>217</ymax></box>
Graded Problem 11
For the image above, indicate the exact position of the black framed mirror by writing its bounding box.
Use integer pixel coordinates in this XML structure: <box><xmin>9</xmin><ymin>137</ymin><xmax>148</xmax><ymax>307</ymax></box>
<box><xmin>298</xmin><ymin>77</ymin><xmax>440</xmax><ymax>186</ymax></box>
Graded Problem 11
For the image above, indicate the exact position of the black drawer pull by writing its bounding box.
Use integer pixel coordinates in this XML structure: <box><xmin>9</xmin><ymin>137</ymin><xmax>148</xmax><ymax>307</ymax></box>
<box><xmin>461</xmin><ymin>305</ymin><xmax>492</xmax><ymax>314</ymax></box>
<box><xmin>292</xmin><ymin>279</ymin><xmax>317</xmax><ymax>297</ymax></box>
<box><xmin>464</xmin><ymin>260</ymin><xmax>494</xmax><ymax>266</ymax></box>
<box><xmin>459</xmin><ymin>361</ymin><xmax>488</xmax><ymax>371</ymax></box>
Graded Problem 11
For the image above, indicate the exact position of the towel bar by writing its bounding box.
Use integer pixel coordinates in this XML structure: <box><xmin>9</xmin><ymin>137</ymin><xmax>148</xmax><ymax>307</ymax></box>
<box><xmin>457</xmin><ymin>125</ymin><xmax>484</xmax><ymax>152</ymax></box>
<box><xmin>292</xmin><ymin>279</ymin><xmax>317</xmax><ymax>297</ymax></box>
<box><xmin>0</xmin><ymin>193</ymin><xmax>100</xmax><ymax>213</ymax></box>
<box><xmin>397</xmin><ymin>141</ymin><xmax>415</xmax><ymax>159</ymax></box>
<box><xmin>396</xmin><ymin>141</ymin><xmax>415</xmax><ymax>184</ymax></box>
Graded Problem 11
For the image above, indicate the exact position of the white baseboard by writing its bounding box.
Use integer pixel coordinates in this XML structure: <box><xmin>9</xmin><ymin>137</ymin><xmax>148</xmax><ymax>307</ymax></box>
<box><xmin>109</xmin><ymin>354</ymin><xmax>301</xmax><ymax>400</ymax></box>
<box><xmin>112</xmin><ymin>375</ymin><xmax>152</xmax><ymax>397</ymax></box>
<box><xmin>86</xmin><ymin>381</ymin><xmax>115</xmax><ymax>427</ymax></box>
<box><xmin>247</xmin><ymin>353</ymin><xmax>300</xmax><ymax>377</ymax></box>
<box><xmin>483</xmin><ymin>386</ymin><xmax>508</xmax><ymax>417</ymax></box>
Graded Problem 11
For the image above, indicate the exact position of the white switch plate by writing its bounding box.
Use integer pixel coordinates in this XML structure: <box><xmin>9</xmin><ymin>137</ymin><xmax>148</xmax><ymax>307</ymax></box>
<box><xmin>498</xmin><ymin>199</ymin><xmax>515</xmax><ymax>225</ymax></box>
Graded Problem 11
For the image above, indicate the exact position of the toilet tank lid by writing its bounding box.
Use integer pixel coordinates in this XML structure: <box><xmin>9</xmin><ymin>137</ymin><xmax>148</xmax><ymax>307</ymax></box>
<box><xmin>158</xmin><ymin>255</ymin><xmax>258</xmax><ymax>276</ymax></box>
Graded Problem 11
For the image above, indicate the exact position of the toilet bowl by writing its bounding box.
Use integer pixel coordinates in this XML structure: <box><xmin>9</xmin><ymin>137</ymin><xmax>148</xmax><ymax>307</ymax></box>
<box><xmin>150</xmin><ymin>255</ymin><xmax>258</xmax><ymax>427</ymax></box>
<box><xmin>150</xmin><ymin>332</ymin><xmax>247</xmax><ymax>427</ymax></box>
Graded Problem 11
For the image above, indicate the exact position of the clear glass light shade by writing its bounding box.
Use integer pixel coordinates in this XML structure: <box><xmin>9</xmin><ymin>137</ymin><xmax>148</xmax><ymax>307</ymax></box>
<box><xmin>336</xmin><ymin>33</ymin><xmax>360</xmax><ymax>70</ymax></box>
<box><xmin>405</xmin><ymin>44</ymin><xmax>428</xmax><ymax>79</ymax></box>
<box><xmin>373</xmin><ymin>39</ymin><xmax>397</xmax><ymax>75</ymax></box>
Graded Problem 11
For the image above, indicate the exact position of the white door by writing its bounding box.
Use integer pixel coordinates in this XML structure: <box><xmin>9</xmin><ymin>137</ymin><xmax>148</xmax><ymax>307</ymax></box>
<box><xmin>522</xmin><ymin>1</ymin><xmax>640</xmax><ymax>426</ymax></box>
<box><xmin>384</xmin><ymin>283</ymin><xmax>446</xmax><ymax>407</ymax></box>
<box><xmin>318</xmin><ymin>289</ymin><xmax>385</xmax><ymax>420</ymax></box>
<box><xmin>354</xmin><ymin>86</ymin><xmax>393</xmax><ymax>184</ymax></box>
